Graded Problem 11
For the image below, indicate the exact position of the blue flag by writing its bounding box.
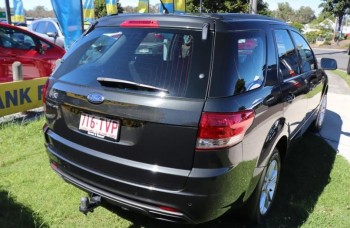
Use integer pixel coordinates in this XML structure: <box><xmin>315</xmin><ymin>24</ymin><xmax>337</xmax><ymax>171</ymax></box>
<box><xmin>159</xmin><ymin>0</ymin><xmax>174</xmax><ymax>13</ymax></box>
<box><xmin>174</xmin><ymin>0</ymin><xmax>185</xmax><ymax>13</ymax></box>
<box><xmin>13</xmin><ymin>0</ymin><xmax>25</xmax><ymax>22</ymax></box>
<box><xmin>138</xmin><ymin>0</ymin><xmax>149</xmax><ymax>13</ymax></box>
<box><xmin>106</xmin><ymin>0</ymin><xmax>117</xmax><ymax>15</ymax></box>
<box><xmin>83</xmin><ymin>0</ymin><xmax>95</xmax><ymax>23</ymax></box>
<box><xmin>51</xmin><ymin>0</ymin><xmax>83</xmax><ymax>49</ymax></box>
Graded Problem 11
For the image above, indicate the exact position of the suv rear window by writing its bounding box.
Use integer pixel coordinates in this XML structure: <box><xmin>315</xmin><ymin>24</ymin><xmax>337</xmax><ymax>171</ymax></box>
<box><xmin>209</xmin><ymin>30</ymin><xmax>266</xmax><ymax>97</ymax></box>
<box><xmin>53</xmin><ymin>27</ymin><xmax>212</xmax><ymax>99</ymax></box>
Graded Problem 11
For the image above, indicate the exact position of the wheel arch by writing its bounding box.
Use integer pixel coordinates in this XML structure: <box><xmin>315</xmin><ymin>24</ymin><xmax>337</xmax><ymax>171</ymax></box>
<box><xmin>242</xmin><ymin>118</ymin><xmax>289</xmax><ymax>202</ymax></box>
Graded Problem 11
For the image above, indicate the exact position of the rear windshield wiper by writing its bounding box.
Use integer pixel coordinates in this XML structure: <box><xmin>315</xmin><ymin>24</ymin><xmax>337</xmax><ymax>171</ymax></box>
<box><xmin>97</xmin><ymin>77</ymin><xmax>169</xmax><ymax>93</ymax></box>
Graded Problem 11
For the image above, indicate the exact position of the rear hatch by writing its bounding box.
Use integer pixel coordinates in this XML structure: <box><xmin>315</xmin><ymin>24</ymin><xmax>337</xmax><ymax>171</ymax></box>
<box><xmin>45</xmin><ymin>21</ymin><xmax>213</xmax><ymax>190</ymax></box>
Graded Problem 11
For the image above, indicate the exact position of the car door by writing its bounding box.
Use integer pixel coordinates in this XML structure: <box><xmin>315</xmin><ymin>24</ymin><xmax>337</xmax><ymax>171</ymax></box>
<box><xmin>32</xmin><ymin>21</ymin><xmax>54</xmax><ymax>43</ymax></box>
<box><xmin>0</xmin><ymin>27</ymin><xmax>43</xmax><ymax>79</ymax></box>
<box><xmin>46</xmin><ymin>20</ymin><xmax>64</xmax><ymax>47</ymax></box>
<box><xmin>273</xmin><ymin>28</ymin><xmax>308</xmax><ymax>139</ymax></box>
<box><xmin>290</xmin><ymin>31</ymin><xmax>323</xmax><ymax>122</ymax></box>
<box><xmin>0</xmin><ymin>33</ymin><xmax>15</xmax><ymax>82</ymax></box>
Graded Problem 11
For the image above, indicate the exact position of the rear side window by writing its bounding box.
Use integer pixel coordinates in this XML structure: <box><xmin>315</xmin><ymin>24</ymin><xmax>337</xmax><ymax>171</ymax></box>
<box><xmin>47</xmin><ymin>22</ymin><xmax>58</xmax><ymax>34</ymax></box>
<box><xmin>274</xmin><ymin>30</ymin><xmax>300</xmax><ymax>80</ymax></box>
<box><xmin>54</xmin><ymin>27</ymin><xmax>212</xmax><ymax>99</ymax></box>
<box><xmin>210</xmin><ymin>30</ymin><xmax>266</xmax><ymax>97</ymax></box>
<box><xmin>291</xmin><ymin>31</ymin><xmax>316</xmax><ymax>72</ymax></box>
<box><xmin>33</xmin><ymin>21</ymin><xmax>47</xmax><ymax>33</ymax></box>
<box><xmin>0</xmin><ymin>27</ymin><xmax>35</xmax><ymax>50</ymax></box>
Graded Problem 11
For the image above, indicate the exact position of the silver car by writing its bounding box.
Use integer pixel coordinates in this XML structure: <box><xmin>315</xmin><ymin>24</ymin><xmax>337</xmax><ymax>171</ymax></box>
<box><xmin>29</xmin><ymin>18</ymin><xmax>65</xmax><ymax>48</ymax></box>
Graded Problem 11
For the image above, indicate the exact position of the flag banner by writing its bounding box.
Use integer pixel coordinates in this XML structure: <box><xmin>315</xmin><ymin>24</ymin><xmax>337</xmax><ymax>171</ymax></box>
<box><xmin>138</xmin><ymin>0</ymin><xmax>149</xmax><ymax>13</ymax></box>
<box><xmin>83</xmin><ymin>0</ymin><xmax>94</xmax><ymax>22</ymax></box>
<box><xmin>51</xmin><ymin>0</ymin><xmax>83</xmax><ymax>49</ymax></box>
<box><xmin>13</xmin><ymin>0</ymin><xmax>25</xmax><ymax>22</ymax></box>
<box><xmin>106</xmin><ymin>0</ymin><xmax>117</xmax><ymax>15</ymax></box>
<box><xmin>174</xmin><ymin>0</ymin><xmax>185</xmax><ymax>13</ymax></box>
<box><xmin>159</xmin><ymin>0</ymin><xmax>174</xmax><ymax>13</ymax></box>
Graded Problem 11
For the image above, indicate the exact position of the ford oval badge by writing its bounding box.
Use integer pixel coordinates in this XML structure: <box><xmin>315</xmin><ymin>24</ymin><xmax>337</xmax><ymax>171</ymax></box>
<box><xmin>87</xmin><ymin>93</ymin><xmax>104</xmax><ymax>104</ymax></box>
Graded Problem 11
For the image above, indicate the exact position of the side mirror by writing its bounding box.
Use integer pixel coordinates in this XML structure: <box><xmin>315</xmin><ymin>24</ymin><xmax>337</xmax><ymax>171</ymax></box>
<box><xmin>47</xmin><ymin>32</ymin><xmax>58</xmax><ymax>38</ymax></box>
<box><xmin>47</xmin><ymin>32</ymin><xmax>58</xmax><ymax>44</ymax></box>
<box><xmin>320</xmin><ymin>58</ymin><xmax>337</xmax><ymax>70</ymax></box>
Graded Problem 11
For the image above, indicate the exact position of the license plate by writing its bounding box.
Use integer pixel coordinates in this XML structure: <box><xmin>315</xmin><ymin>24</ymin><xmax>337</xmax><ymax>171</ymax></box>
<box><xmin>78</xmin><ymin>113</ymin><xmax>120</xmax><ymax>140</ymax></box>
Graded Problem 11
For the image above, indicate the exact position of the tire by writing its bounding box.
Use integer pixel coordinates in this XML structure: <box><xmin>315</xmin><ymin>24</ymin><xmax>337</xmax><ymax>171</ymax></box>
<box><xmin>245</xmin><ymin>148</ymin><xmax>281</xmax><ymax>224</ymax></box>
<box><xmin>312</xmin><ymin>94</ymin><xmax>327</xmax><ymax>132</ymax></box>
<box><xmin>347</xmin><ymin>57</ymin><xmax>350</xmax><ymax>75</ymax></box>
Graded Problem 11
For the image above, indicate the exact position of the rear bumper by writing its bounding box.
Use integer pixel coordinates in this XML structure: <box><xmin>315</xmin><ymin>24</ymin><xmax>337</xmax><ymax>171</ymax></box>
<box><xmin>44</xmin><ymin>127</ymin><xmax>253</xmax><ymax>224</ymax></box>
<box><xmin>50</xmin><ymin>161</ymin><xmax>194</xmax><ymax>223</ymax></box>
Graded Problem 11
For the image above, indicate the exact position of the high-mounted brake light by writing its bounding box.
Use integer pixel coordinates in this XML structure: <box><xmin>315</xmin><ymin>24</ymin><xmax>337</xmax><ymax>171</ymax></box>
<box><xmin>120</xmin><ymin>20</ymin><xmax>159</xmax><ymax>28</ymax></box>
<box><xmin>196</xmin><ymin>110</ymin><xmax>255</xmax><ymax>150</ymax></box>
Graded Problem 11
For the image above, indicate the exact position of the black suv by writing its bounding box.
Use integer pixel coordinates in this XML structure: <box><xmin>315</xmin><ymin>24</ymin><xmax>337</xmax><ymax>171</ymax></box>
<box><xmin>43</xmin><ymin>13</ymin><xmax>336</xmax><ymax>224</ymax></box>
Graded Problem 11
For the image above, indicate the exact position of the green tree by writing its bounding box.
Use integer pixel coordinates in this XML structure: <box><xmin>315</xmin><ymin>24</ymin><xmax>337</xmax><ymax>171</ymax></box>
<box><xmin>290</xmin><ymin>21</ymin><xmax>303</xmax><ymax>32</ymax></box>
<box><xmin>312</xmin><ymin>11</ymin><xmax>335</xmax><ymax>24</ymax></box>
<box><xmin>94</xmin><ymin>0</ymin><xmax>107</xmax><ymax>18</ymax></box>
<box><xmin>123</xmin><ymin>6</ymin><xmax>138</xmax><ymax>13</ymax></box>
<box><xmin>320</xmin><ymin>0</ymin><xmax>350</xmax><ymax>33</ymax></box>
<box><xmin>94</xmin><ymin>0</ymin><xmax>123</xmax><ymax>19</ymax></box>
<box><xmin>294</xmin><ymin>6</ymin><xmax>316</xmax><ymax>24</ymax></box>
<box><xmin>273</xmin><ymin>2</ymin><xmax>295</xmax><ymax>22</ymax></box>
<box><xmin>26</xmin><ymin>6</ymin><xmax>55</xmax><ymax>18</ymax></box>
<box><xmin>186</xmin><ymin>0</ymin><xmax>270</xmax><ymax>15</ymax></box>
<box><xmin>117</xmin><ymin>3</ymin><xmax>124</xmax><ymax>14</ymax></box>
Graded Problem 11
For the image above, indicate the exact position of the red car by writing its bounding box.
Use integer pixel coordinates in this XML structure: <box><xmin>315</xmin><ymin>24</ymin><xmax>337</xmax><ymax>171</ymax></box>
<box><xmin>0</xmin><ymin>22</ymin><xmax>65</xmax><ymax>83</ymax></box>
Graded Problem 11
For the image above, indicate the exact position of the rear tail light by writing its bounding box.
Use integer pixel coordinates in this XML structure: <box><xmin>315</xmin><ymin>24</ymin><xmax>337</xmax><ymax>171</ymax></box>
<box><xmin>196</xmin><ymin>110</ymin><xmax>255</xmax><ymax>150</ymax></box>
<box><xmin>120</xmin><ymin>20</ymin><xmax>159</xmax><ymax>28</ymax></box>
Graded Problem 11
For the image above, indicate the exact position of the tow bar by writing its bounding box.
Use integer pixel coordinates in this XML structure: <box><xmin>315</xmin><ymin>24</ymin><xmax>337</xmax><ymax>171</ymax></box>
<box><xmin>79</xmin><ymin>195</ymin><xmax>101</xmax><ymax>215</ymax></box>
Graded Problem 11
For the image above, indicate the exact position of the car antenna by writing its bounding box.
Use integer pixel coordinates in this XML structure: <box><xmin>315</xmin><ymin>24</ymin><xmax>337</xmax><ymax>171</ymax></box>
<box><xmin>159</xmin><ymin>0</ymin><xmax>169</xmax><ymax>14</ymax></box>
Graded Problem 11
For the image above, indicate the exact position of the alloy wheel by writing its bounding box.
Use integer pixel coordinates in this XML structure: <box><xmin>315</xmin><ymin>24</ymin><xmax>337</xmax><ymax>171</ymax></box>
<box><xmin>259</xmin><ymin>159</ymin><xmax>279</xmax><ymax>215</ymax></box>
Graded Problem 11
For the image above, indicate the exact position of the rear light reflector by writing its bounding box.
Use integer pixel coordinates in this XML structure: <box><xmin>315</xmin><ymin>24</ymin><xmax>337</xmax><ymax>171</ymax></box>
<box><xmin>196</xmin><ymin>110</ymin><xmax>255</xmax><ymax>150</ymax></box>
<box><xmin>50</xmin><ymin>162</ymin><xmax>58</xmax><ymax>170</ymax></box>
<box><xmin>159</xmin><ymin>206</ymin><xmax>179</xmax><ymax>213</ymax></box>
<box><xmin>120</xmin><ymin>20</ymin><xmax>159</xmax><ymax>28</ymax></box>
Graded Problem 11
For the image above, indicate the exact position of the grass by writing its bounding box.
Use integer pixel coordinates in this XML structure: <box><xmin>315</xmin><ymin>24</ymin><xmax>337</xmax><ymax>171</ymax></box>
<box><xmin>1</xmin><ymin>117</ymin><xmax>350</xmax><ymax>227</ymax></box>
<box><xmin>332</xmin><ymin>69</ymin><xmax>350</xmax><ymax>88</ymax></box>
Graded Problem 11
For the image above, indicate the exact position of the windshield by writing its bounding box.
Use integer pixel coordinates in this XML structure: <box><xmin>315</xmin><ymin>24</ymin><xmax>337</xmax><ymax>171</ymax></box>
<box><xmin>53</xmin><ymin>27</ymin><xmax>212</xmax><ymax>99</ymax></box>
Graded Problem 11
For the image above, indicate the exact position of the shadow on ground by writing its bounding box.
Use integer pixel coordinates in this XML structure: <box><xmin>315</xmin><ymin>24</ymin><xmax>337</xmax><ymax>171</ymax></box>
<box><xmin>0</xmin><ymin>109</ymin><xmax>43</xmax><ymax>127</ymax></box>
<box><xmin>320</xmin><ymin>110</ymin><xmax>350</xmax><ymax>152</ymax></box>
<box><xmin>0</xmin><ymin>189</ymin><xmax>48</xmax><ymax>228</ymax></box>
<box><xmin>108</xmin><ymin>133</ymin><xmax>336</xmax><ymax>228</ymax></box>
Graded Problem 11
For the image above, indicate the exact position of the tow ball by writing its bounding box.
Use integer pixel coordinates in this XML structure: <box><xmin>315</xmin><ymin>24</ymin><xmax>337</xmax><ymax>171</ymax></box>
<box><xmin>79</xmin><ymin>195</ymin><xmax>101</xmax><ymax>215</ymax></box>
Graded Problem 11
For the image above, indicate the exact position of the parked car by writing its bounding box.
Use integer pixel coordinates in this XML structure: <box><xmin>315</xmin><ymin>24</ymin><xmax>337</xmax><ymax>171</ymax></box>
<box><xmin>42</xmin><ymin>13</ymin><xmax>337</xmax><ymax>224</ymax></box>
<box><xmin>0</xmin><ymin>22</ymin><xmax>65</xmax><ymax>83</ymax></box>
<box><xmin>29</xmin><ymin>18</ymin><xmax>65</xmax><ymax>48</ymax></box>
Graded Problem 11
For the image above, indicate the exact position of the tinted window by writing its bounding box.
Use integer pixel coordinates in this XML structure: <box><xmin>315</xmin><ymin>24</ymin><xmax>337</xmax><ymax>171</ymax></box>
<box><xmin>34</xmin><ymin>21</ymin><xmax>47</xmax><ymax>33</ymax></box>
<box><xmin>210</xmin><ymin>30</ymin><xmax>266</xmax><ymax>97</ymax></box>
<box><xmin>291</xmin><ymin>31</ymin><xmax>316</xmax><ymax>72</ymax></box>
<box><xmin>47</xmin><ymin>21</ymin><xmax>58</xmax><ymax>34</ymax></box>
<box><xmin>53</xmin><ymin>27</ymin><xmax>212</xmax><ymax>99</ymax></box>
<box><xmin>0</xmin><ymin>27</ymin><xmax>35</xmax><ymax>50</ymax></box>
<box><xmin>274</xmin><ymin>30</ymin><xmax>300</xmax><ymax>80</ymax></box>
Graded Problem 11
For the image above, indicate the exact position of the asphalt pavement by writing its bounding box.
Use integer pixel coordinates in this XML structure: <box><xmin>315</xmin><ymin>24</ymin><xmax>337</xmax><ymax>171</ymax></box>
<box><xmin>318</xmin><ymin>70</ymin><xmax>350</xmax><ymax>162</ymax></box>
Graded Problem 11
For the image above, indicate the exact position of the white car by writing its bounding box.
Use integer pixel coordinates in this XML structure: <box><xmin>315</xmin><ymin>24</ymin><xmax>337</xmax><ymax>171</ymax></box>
<box><xmin>29</xmin><ymin>18</ymin><xmax>65</xmax><ymax>48</ymax></box>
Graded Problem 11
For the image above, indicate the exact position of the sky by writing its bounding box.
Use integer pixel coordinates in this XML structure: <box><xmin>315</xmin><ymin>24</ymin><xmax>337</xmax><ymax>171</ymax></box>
<box><xmin>0</xmin><ymin>0</ymin><xmax>323</xmax><ymax>15</ymax></box>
